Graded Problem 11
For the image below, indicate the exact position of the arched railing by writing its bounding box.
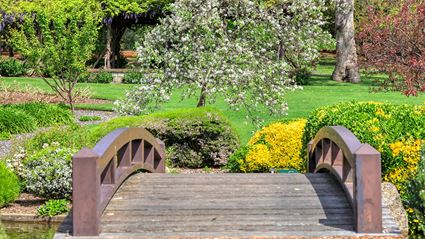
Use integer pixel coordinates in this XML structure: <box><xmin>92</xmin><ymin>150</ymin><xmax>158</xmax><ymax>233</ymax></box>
<box><xmin>307</xmin><ymin>126</ymin><xmax>382</xmax><ymax>233</ymax></box>
<box><xmin>72</xmin><ymin>128</ymin><xmax>166</xmax><ymax>236</ymax></box>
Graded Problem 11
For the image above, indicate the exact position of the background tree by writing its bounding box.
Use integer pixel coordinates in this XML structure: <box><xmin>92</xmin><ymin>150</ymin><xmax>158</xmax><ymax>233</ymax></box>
<box><xmin>100</xmin><ymin>0</ymin><xmax>173</xmax><ymax>69</ymax></box>
<box><xmin>333</xmin><ymin>0</ymin><xmax>360</xmax><ymax>83</ymax></box>
<box><xmin>357</xmin><ymin>0</ymin><xmax>425</xmax><ymax>96</ymax></box>
<box><xmin>10</xmin><ymin>0</ymin><xmax>102</xmax><ymax>111</ymax></box>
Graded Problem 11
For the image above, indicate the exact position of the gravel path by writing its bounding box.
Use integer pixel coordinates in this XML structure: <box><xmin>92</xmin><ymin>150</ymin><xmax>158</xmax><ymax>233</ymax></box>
<box><xmin>0</xmin><ymin>110</ymin><xmax>118</xmax><ymax>159</ymax></box>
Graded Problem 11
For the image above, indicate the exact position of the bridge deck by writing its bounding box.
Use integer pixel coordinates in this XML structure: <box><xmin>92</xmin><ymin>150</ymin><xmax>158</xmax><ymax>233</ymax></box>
<box><xmin>55</xmin><ymin>173</ymin><xmax>402</xmax><ymax>239</ymax></box>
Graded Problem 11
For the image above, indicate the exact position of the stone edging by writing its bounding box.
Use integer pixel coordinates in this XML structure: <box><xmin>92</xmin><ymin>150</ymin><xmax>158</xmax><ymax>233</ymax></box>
<box><xmin>0</xmin><ymin>213</ymin><xmax>66</xmax><ymax>223</ymax></box>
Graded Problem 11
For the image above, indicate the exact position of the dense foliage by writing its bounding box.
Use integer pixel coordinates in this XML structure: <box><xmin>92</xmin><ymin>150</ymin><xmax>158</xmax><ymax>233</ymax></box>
<box><xmin>122</xmin><ymin>71</ymin><xmax>144</xmax><ymax>84</ymax></box>
<box><xmin>19</xmin><ymin>145</ymin><xmax>75</xmax><ymax>199</ymax></box>
<box><xmin>228</xmin><ymin>119</ymin><xmax>306</xmax><ymax>172</ymax></box>
<box><xmin>2</xmin><ymin>102</ymin><xmax>74</xmax><ymax>127</ymax></box>
<box><xmin>115</xmin><ymin>0</ymin><xmax>330</xmax><ymax>119</ymax></box>
<box><xmin>404</xmin><ymin>147</ymin><xmax>425</xmax><ymax>235</ymax></box>
<box><xmin>37</xmin><ymin>199</ymin><xmax>70</xmax><ymax>217</ymax></box>
<box><xmin>0</xmin><ymin>103</ymin><xmax>73</xmax><ymax>139</ymax></box>
<box><xmin>10</xmin><ymin>0</ymin><xmax>102</xmax><ymax>111</ymax></box>
<box><xmin>79</xmin><ymin>71</ymin><xmax>113</xmax><ymax>84</ymax></box>
<box><xmin>0</xmin><ymin>58</ymin><xmax>26</xmax><ymax>76</ymax></box>
<box><xmin>0</xmin><ymin>160</ymin><xmax>20</xmax><ymax>208</ymax></box>
<box><xmin>302</xmin><ymin>102</ymin><xmax>425</xmax><ymax>235</ymax></box>
<box><xmin>357</xmin><ymin>0</ymin><xmax>425</xmax><ymax>96</ymax></box>
<box><xmin>92</xmin><ymin>108</ymin><xmax>240</xmax><ymax>167</ymax></box>
<box><xmin>0</xmin><ymin>107</ymin><xmax>37</xmax><ymax>139</ymax></box>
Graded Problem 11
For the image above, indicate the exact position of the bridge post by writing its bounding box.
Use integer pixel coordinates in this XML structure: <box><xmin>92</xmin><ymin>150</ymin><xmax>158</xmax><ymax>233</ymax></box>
<box><xmin>72</xmin><ymin>148</ymin><xmax>100</xmax><ymax>236</ymax></box>
<box><xmin>354</xmin><ymin>143</ymin><xmax>382</xmax><ymax>233</ymax></box>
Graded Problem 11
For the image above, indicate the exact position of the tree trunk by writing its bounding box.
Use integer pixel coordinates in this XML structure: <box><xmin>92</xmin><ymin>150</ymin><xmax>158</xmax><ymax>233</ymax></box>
<box><xmin>333</xmin><ymin>0</ymin><xmax>360</xmax><ymax>83</ymax></box>
<box><xmin>111</xmin><ymin>27</ymin><xmax>126</xmax><ymax>68</ymax></box>
<box><xmin>8</xmin><ymin>46</ymin><xmax>14</xmax><ymax>57</ymax></box>
<box><xmin>197</xmin><ymin>85</ymin><xmax>207</xmax><ymax>107</ymax></box>
<box><xmin>104</xmin><ymin>23</ymin><xmax>112</xmax><ymax>70</ymax></box>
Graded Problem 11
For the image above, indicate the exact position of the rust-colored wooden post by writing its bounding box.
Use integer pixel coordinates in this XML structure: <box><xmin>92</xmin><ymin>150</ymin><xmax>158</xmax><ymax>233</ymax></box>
<box><xmin>354</xmin><ymin>143</ymin><xmax>382</xmax><ymax>233</ymax></box>
<box><xmin>72</xmin><ymin>148</ymin><xmax>100</xmax><ymax>236</ymax></box>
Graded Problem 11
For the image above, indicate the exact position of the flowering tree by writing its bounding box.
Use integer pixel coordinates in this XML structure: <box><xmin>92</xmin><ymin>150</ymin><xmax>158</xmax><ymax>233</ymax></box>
<box><xmin>115</xmin><ymin>0</ymin><xmax>329</xmax><ymax>119</ymax></box>
<box><xmin>357</xmin><ymin>0</ymin><xmax>425</xmax><ymax>96</ymax></box>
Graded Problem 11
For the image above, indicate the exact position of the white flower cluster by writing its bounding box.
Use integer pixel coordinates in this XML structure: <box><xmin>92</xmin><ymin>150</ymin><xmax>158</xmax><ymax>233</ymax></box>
<box><xmin>115</xmin><ymin>0</ymin><xmax>330</xmax><ymax>118</ymax></box>
<box><xmin>13</xmin><ymin>143</ymin><xmax>76</xmax><ymax>199</ymax></box>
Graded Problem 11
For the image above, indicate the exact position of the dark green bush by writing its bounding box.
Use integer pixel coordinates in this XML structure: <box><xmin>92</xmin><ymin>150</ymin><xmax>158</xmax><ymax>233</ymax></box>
<box><xmin>77</xmin><ymin>71</ymin><xmax>113</xmax><ymax>83</ymax></box>
<box><xmin>122</xmin><ymin>71</ymin><xmax>143</xmax><ymax>84</ymax></box>
<box><xmin>89</xmin><ymin>108</ymin><xmax>240</xmax><ymax>168</ymax></box>
<box><xmin>90</xmin><ymin>71</ymin><xmax>113</xmax><ymax>84</ymax></box>
<box><xmin>37</xmin><ymin>199</ymin><xmax>70</xmax><ymax>217</ymax></box>
<box><xmin>0</xmin><ymin>108</ymin><xmax>37</xmax><ymax>139</ymax></box>
<box><xmin>0</xmin><ymin>161</ymin><xmax>20</xmax><ymax>207</ymax></box>
<box><xmin>0</xmin><ymin>58</ymin><xmax>27</xmax><ymax>76</ymax></box>
<box><xmin>3</xmin><ymin>103</ymin><xmax>74</xmax><ymax>127</ymax></box>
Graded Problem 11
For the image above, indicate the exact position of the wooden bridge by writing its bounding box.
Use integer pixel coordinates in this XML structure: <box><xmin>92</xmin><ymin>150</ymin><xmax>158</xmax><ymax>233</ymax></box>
<box><xmin>54</xmin><ymin>127</ymin><xmax>403</xmax><ymax>239</ymax></box>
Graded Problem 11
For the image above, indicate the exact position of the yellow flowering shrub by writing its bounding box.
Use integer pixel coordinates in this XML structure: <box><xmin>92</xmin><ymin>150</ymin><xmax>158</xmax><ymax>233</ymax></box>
<box><xmin>228</xmin><ymin>119</ymin><xmax>306</xmax><ymax>172</ymax></box>
<box><xmin>303</xmin><ymin>102</ymin><xmax>425</xmax><ymax>235</ymax></box>
<box><xmin>385</xmin><ymin>139</ymin><xmax>425</xmax><ymax>194</ymax></box>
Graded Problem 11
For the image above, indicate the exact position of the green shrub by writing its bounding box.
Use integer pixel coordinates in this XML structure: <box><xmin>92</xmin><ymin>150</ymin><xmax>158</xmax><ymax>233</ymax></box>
<box><xmin>0</xmin><ymin>108</ymin><xmax>37</xmax><ymax>139</ymax></box>
<box><xmin>228</xmin><ymin>119</ymin><xmax>306</xmax><ymax>172</ymax></box>
<box><xmin>37</xmin><ymin>199</ymin><xmax>70</xmax><ymax>217</ymax></box>
<box><xmin>3</xmin><ymin>103</ymin><xmax>74</xmax><ymax>127</ymax></box>
<box><xmin>79</xmin><ymin>115</ymin><xmax>101</xmax><ymax>122</ymax></box>
<box><xmin>22</xmin><ymin>146</ymin><xmax>75</xmax><ymax>199</ymax></box>
<box><xmin>89</xmin><ymin>108</ymin><xmax>240</xmax><ymax>167</ymax></box>
<box><xmin>0</xmin><ymin>161</ymin><xmax>20</xmax><ymax>207</ymax></box>
<box><xmin>90</xmin><ymin>71</ymin><xmax>113</xmax><ymax>84</ymax></box>
<box><xmin>0</xmin><ymin>58</ymin><xmax>26</xmax><ymax>76</ymax></box>
<box><xmin>22</xmin><ymin>125</ymin><xmax>91</xmax><ymax>155</ymax></box>
<box><xmin>404</xmin><ymin>146</ymin><xmax>425</xmax><ymax>235</ymax></box>
<box><xmin>122</xmin><ymin>71</ymin><xmax>143</xmax><ymax>84</ymax></box>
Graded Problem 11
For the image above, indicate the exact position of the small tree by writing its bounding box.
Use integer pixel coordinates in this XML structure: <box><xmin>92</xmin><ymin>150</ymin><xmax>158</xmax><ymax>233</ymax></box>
<box><xmin>357</xmin><ymin>0</ymin><xmax>425</xmax><ymax>95</ymax></box>
<box><xmin>10</xmin><ymin>0</ymin><xmax>101</xmax><ymax>111</ymax></box>
<box><xmin>115</xmin><ymin>0</ymin><xmax>329</xmax><ymax>120</ymax></box>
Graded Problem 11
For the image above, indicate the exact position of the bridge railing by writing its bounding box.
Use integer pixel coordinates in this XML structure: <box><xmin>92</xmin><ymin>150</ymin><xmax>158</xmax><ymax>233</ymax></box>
<box><xmin>72</xmin><ymin>127</ymin><xmax>165</xmax><ymax>236</ymax></box>
<box><xmin>308</xmin><ymin>126</ymin><xmax>382</xmax><ymax>233</ymax></box>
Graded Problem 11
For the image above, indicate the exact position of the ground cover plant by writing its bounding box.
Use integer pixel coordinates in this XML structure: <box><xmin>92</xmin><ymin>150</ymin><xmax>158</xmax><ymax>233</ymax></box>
<box><xmin>37</xmin><ymin>199</ymin><xmax>70</xmax><ymax>217</ymax></box>
<box><xmin>0</xmin><ymin>58</ymin><xmax>26</xmax><ymax>77</ymax></box>
<box><xmin>0</xmin><ymin>102</ymin><xmax>73</xmax><ymax>139</ymax></box>
<box><xmin>79</xmin><ymin>115</ymin><xmax>101</xmax><ymax>122</ymax></box>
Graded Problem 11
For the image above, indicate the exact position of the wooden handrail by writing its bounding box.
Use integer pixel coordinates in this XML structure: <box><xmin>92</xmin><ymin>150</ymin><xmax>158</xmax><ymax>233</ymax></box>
<box><xmin>308</xmin><ymin>126</ymin><xmax>382</xmax><ymax>233</ymax></box>
<box><xmin>72</xmin><ymin>128</ymin><xmax>165</xmax><ymax>236</ymax></box>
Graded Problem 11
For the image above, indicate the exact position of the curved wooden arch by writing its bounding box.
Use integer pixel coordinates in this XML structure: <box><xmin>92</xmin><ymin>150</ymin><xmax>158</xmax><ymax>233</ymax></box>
<box><xmin>72</xmin><ymin>128</ymin><xmax>165</xmax><ymax>236</ymax></box>
<box><xmin>308</xmin><ymin>126</ymin><xmax>382</xmax><ymax>233</ymax></box>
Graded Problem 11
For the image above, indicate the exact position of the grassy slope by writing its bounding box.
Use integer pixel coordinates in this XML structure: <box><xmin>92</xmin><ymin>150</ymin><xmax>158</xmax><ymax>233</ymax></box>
<box><xmin>1</xmin><ymin>57</ymin><xmax>424</xmax><ymax>143</ymax></box>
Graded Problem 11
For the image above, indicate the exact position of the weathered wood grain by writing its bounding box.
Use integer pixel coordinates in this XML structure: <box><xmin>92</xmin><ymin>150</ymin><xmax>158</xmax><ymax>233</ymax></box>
<box><xmin>54</xmin><ymin>173</ymin><xmax>402</xmax><ymax>239</ymax></box>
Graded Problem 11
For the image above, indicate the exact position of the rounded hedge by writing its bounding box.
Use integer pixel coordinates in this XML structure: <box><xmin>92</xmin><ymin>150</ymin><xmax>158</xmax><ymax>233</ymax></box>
<box><xmin>0</xmin><ymin>108</ymin><xmax>37</xmax><ymax>139</ymax></box>
<box><xmin>0</xmin><ymin>161</ymin><xmax>20</xmax><ymax>207</ymax></box>
<box><xmin>227</xmin><ymin>119</ymin><xmax>306</xmax><ymax>172</ymax></box>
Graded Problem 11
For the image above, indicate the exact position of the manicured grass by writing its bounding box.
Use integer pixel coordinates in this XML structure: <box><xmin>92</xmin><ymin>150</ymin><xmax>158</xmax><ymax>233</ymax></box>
<box><xmin>1</xmin><ymin>57</ymin><xmax>424</xmax><ymax>143</ymax></box>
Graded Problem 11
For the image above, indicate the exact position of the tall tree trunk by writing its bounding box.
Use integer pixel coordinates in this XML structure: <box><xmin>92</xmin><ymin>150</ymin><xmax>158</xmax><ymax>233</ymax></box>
<box><xmin>111</xmin><ymin>27</ymin><xmax>126</xmax><ymax>68</ymax></box>
<box><xmin>333</xmin><ymin>0</ymin><xmax>360</xmax><ymax>83</ymax></box>
<box><xmin>104</xmin><ymin>23</ymin><xmax>112</xmax><ymax>70</ymax></box>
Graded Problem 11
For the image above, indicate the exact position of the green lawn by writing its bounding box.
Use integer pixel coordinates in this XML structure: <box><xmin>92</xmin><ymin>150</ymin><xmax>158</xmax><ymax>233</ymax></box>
<box><xmin>1</xmin><ymin>58</ymin><xmax>425</xmax><ymax>143</ymax></box>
